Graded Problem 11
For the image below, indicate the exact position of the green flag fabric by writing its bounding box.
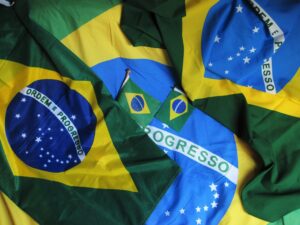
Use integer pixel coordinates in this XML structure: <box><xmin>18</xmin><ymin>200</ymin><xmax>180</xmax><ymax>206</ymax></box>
<box><xmin>268</xmin><ymin>208</ymin><xmax>300</xmax><ymax>225</ymax></box>
<box><xmin>19</xmin><ymin>0</ymin><xmax>121</xmax><ymax>40</ymax></box>
<box><xmin>0</xmin><ymin>2</ymin><xmax>180</xmax><ymax>225</ymax></box>
<box><xmin>121</xmin><ymin>0</ymin><xmax>300</xmax><ymax>222</ymax></box>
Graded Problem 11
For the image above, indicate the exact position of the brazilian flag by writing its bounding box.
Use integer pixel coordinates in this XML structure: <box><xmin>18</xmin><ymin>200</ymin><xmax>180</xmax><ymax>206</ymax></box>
<box><xmin>0</xmin><ymin>1</ymin><xmax>180</xmax><ymax>225</ymax></box>
<box><xmin>155</xmin><ymin>88</ymin><xmax>194</xmax><ymax>131</ymax></box>
<box><xmin>117</xmin><ymin>75</ymin><xmax>161</xmax><ymax>127</ymax></box>
<box><xmin>121</xmin><ymin>0</ymin><xmax>300</xmax><ymax>222</ymax></box>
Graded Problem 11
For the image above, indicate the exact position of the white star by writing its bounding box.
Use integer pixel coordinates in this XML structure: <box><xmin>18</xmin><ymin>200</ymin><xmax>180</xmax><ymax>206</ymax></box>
<box><xmin>21</xmin><ymin>133</ymin><xmax>27</xmax><ymax>138</ymax></box>
<box><xmin>165</xmin><ymin>211</ymin><xmax>170</xmax><ymax>216</ymax></box>
<box><xmin>162</xmin><ymin>123</ymin><xmax>169</xmax><ymax>129</ymax></box>
<box><xmin>224</xmin><ymin>182</ymin><xmax>229</xmax><ymax>187</ymax></box>
<box><xmin>240</xmin><ymin>46</ymin><xmax>245</xmax><ymax>51</ymax></box>
<box><xmin>68</xmin><ymin>155</ymin><xmax>73</xmax><ymax>159</ymax></box>
<box><xmin>56</xmin><ymin>159</ymin><xmax>59</xmax><ymax>162</ymax></box>
<box><xmin>39</xmin><ymin>154</ymin><xmax>43</xmax><ymax>158</ymax></box>
<box><xmin>225</xmin><ymin>70</ymin><xmax>229</xmax><ymax>74</ymax></box>
<box><xmin>236</xmin><ymin>52</ymin><xmax>241</xmax><ymax>57</ymax></box>
<box><xmin>214</xmin><ymin>193</ymin><xmax>220</xmax><ymax>199</ymax></box>
<box><xmin>214</xmin><ymin>35</ymin><xmax>221</xmax><ymax>43</ymax></box>
<box><xmin>47</xmin><ymin>159</ymin><xmax>51</xmax><ymax>163</ymax></box>
<box><xmin>60</xmin><ymin>128</ymin><xmax>64</xmax><ymax>132</ymax></box>
<box><xmin>208</xmin><ymin>62</ymin><xmax>213</xmax><ymax>67</ymax></box>
<box><xmin>15</xmin><ymin>114</ymin><xmax>21</xmax><ymax>119</ymax></box>
<box><xmin>179</xmin><ymin>208</ymin><xmax>185</xmax><ymax>214</ymax></box>
<box><xmin>74</xmin><ymin>160</ymin><xmax>78</xmax><ymax>163</ymax></box>
<box><xmin>227</xmin><ymin>56</ymin><xmax>233</xmax><ymax>61</ymax></box>
<box><xmin>196</xmin><ymin>206</ymin><xmax>201</xmax><ymax>212</ymax></box>
<box><xmin>43</xmin><ymin>164</ymin><xmax>47</xmax><ymax>168</ymax></box>
<box><xmin>243</xmin><ymin>56</ymin><xmax>251</xmax><ymax>64</ymax></box>
<box><xmin>66</xmin><ymin>160</ymin><xmax>70</xmax><ymax>164</ymax></box>
<box><xmin>51</xmin><ymin>155</ymin><xmax>55</xmax><ymax>158</ymax></box>
<box><xmin>209</xmin><ymin>183</ymin><xmax>218</xmax><ymax>192</ymax></box>
<box><xmin>46</xmin><ymin>152</ymin><xmax>50</xmax><ymax>155</ymax></box>
<box><xmin>196</xmin><ymin>218</ymin><xmax>202</xmax><ymax>225</ymax></box>
<box><xmin>249</xmin><ymin>47</ymin><xmax>256</xmax><ymax>53</ymax></box>
<box><xmin>71</xmin><ymin>115</ymin><xmax>76</xmax><ymax>120</ymax></box>
<box><xmin>38</xmin><ymin>128</ymin><xmax>42</xmax><ymax>131</ymax></box>
<box><xmin>49</xmin><ymin>137</ymin><xmax>53</xmax><ymax>140</ymax></box>
<box><xmin>211</xmin><ymin>201</ymin><xmax>218</xmax><ymax>208</ymax></box>
<box><xmin>236</xmin><ymin>4</ymin><xmax>243</xmax><ymax>13</ymax></box>
<box><xmin>21</xmin><ymin>98</ymin><xmax>26</xmax><ymax>102</ymax></box>
<box><xmin>35</xmin><ymin>137</ymin><xmax>42</xmax><ymax>143</ymax></box>
<box><xmin>253</xmin><ymin>26</ymin><xmax>260</xmax><ymax>33</ymax></box>
<box><xmin>37</xmin><ymin>114</ymin><xmax>41</xmax><ymax>118</ymax></box>
<box><xmin>203</xmin><ymin>206</ymin><xmax>209</xmax><ymax>211</ymax></box>
<box><xmin>60</xmin><ymin>161</ymin><xmax>64</xmax><ymax>164</ymax></box>
<box><xmin>47</xmin><ymin>127</ymin><xmax>51</xmax><ymax>131</ymax></box>
<box><xmin>40</xmin><ymin>147</ymin><xmax>44</xmax><ymax>151</ymax></box>
<box><xmin>25</xmin><ymin>151</ymin><xmax>29</xmax><ymax>154</ymax></box>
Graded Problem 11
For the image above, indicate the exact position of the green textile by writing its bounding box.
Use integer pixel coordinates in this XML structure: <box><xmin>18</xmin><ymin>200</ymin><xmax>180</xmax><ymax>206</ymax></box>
<box><xmin>269</xmin><ymin>208</ymin><xmax>300</xmax><ymax>225</ymax></box>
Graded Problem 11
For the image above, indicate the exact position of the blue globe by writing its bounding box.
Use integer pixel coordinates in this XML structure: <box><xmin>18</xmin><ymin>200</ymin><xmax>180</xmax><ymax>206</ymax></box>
<box><xmin>172</xmin><ymin>99</ymin><xmax>187</xmax><ymax>114</ymax></box>
<box><xmin>5</xmin><ymin>79</ymin><xmax>97</xmax><ymax>173</ymax></box>
<box><xmin>131</xmin><ymin>95</ymin><xmax>145</xmax><ymax>112</ymax></box>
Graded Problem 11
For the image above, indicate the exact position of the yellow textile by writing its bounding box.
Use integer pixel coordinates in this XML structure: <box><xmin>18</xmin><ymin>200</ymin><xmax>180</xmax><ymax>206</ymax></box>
<box><xmin>0</xmin><ymin>192</ymin><xmax>38</xmax><ymax>225</ymax></box>
<box><xmin>220</xmin><ymin>137</ymin><xmax>267</xmax><ymax>225</ymax></box>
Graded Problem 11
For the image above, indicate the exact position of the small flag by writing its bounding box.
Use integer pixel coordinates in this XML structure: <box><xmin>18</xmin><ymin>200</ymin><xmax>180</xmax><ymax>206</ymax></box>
<box><xmin>156</xmin><ymin>88</ymin><xmax>194</xmax><ymax>131</ymax></box>
<box><xmin>117</xmin><ymin>69</ymin><xmax>161</xmax><ymax>127</ymax></box>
